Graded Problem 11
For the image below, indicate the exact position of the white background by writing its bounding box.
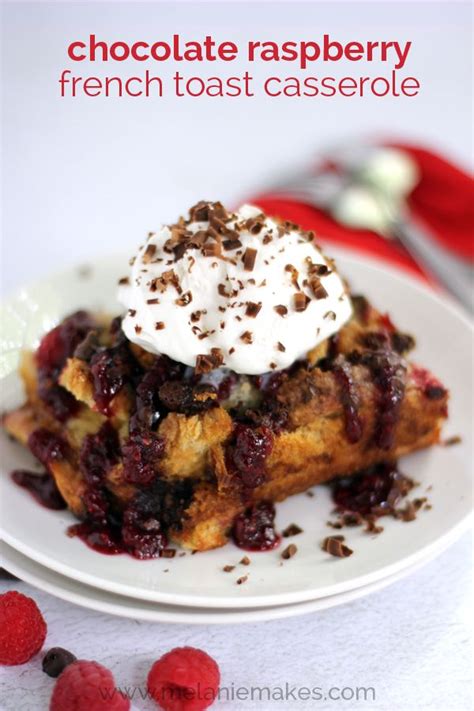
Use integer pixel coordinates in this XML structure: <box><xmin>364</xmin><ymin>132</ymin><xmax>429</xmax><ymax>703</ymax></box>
<box><xmin>0</xmin><ymin>535</ymin><xmax>472</xmax><ymax>711</ymax></box>
<box><xmin>0</xmin><ymin>2</ymin><xmax>472</xmax><ymax>710</ymax></box>
<box><xmin>1</xmin><ymin>0</ymin><xmax>473</xmax><ymax>295</ymax></box>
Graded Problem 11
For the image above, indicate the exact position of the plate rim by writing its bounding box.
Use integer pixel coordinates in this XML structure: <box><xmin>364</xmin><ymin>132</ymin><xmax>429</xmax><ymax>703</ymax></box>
<box><xmin>0</xmin><ymin>249</ymin><xmax>472</xmax><ymax>609</ymax></box>
<box><xmin>1</xmin><ymin>510</ymin><xmax>471</xmax><ymax>609</ymax></box>
<box><xmin>0</xmin><ymin>536</ymin><xmax>467</xmax><ymax>625</ymax></box>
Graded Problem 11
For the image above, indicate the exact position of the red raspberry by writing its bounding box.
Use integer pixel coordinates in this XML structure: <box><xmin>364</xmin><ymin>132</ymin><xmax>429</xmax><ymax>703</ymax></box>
<box><xmin>147</xmin><ymin>646</ymin><xmax>220</xmax><ymax>711</ymax></box>
<box><xmin>50</xmin><ymin>660</ymin><xmax>130</xmax><ymax>711</ymax></box>
<box><xmin>0</xmin><ymin>591</ymin><xmax>47</xmax><ymax>665</ymax></box>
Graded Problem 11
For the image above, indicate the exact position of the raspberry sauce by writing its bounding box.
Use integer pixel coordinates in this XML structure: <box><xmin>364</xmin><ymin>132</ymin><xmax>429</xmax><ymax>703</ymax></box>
<box><xmin>11</xmin><ymin>470</ymin><xmax>66</xmax><ymax>510</ymax></box>
<box><xmin>331</xmin><ymin>461</ymin><xmax>414</xmax><ymax>516</ymax></box>
<box><xmin>232</xmin><ymin>502</ymin><xmax>281</xmax><ymax>551</ymax></box>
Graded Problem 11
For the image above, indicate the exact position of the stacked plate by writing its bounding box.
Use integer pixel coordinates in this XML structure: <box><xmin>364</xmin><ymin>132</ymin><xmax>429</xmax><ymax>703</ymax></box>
<box><xmin>1</xmin><ymin>251</ymin><xmax>472</xmax><ymax>623</ymax></box>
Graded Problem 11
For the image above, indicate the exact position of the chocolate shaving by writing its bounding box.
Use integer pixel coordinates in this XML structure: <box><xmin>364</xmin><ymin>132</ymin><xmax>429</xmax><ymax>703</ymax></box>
<box><xmin>189</xmin><ymin>201</ymin><xmax>211</xmax><ymax>222</ymax></box>
<box><xmin>240</xmin><ymin>556</ymin><xmax>251</xmax><ymax>566</ymax></box>
<box><xmin>134</xmin><ymin>325</ymin><xmax>142</xmax><ymax>335</ymax></box>
<box><xmin>245</xmin><ymin>215</ymin><xmax>265</xmax><ymax>234</ymax></box>
<box><xmin>324</xmin><ymin>310</ymin><xmax>337</xmax><ymax>320</ymax></box>
<box><xmin>240</xmin><ymin>331</ymin><xmax>253</xmax><ymax>344</ymax></box>
<box><xmin>282</xmin><ymin>524</ymin><xmax>303</xmax><ymax>538</ymax></box>
<box><xmin>223</xmin><ymin>238</ymin><xmax>242</xmax><ymax>250</ymax></box>
<box><xmin>175</xmin><ymin>291</ymin><xmax>193</xmax><ymax>307</ymax></box>
<box><xmin>218</xmin><ymin>283</ymin><xmax>238</xmax><ymax>298</ymax></box>
<box><xmin>118</xmin><ymin>276</ymin><xmax>130</xmax><ymax>286</ymax></box>
<box><xmin>281</xmin><ymin>544</ymin><xmax>297</xmax><ymax>560</ymax></box>
<box><xmin>146</xmin><ymin>298</ymin><xmax>160</xmax><ymax>305</ymax></box>
<box><xmin>194</xmin><ymin>348</ymin><xmax>224</xmax><ymax>374</ymax></box>
<box><xmin>243</xmin><ymin>247</ymin><xmax>257</xmax><ymax>271</ymax></box>
<box><xmin>307</xmin><ymin>260</ymin><xmax>331</xmax><ymax>277</ymax></box>
<box><xmin>198</xmin><ymin>329</ymin><xmax>216</xmax><ymax>340</ymax></box>
<box><xmin>276</xmin><ymin>342</ymin><xmax>286</xmax><ymax>352</ymax></box>
<box><xmin>309</xmin><ymin>278</ymin><xmax>328</xmax><ymax>300</ymax></box>
<box><xmin>173</xmin><ymin>243</ymin><xmax>189</xmax><ymax>261</ymax></box>
<box><xmin>274</xmin><ymin>305</ymin><xmax>288</xmax><ymax>317</ymax></box>
<box><xmin>285</xmin><ymin>264</ymin><xmax>300</xmax><ymax>289</ymax></box>
<box><xmin>150</xmin><ymin>269</ymin><xmax>182</xmax><ymax>294</ymax></box>
<box><xmin>245</xmin><ymin>301</ymin><xmax>262</xmax><ymax>318</ymax></box>
<box><xmin>155</xmin><ymin>322</ymin><xmax>165</xmax><ymax>330</ymax></box>
<box><xmin>236</xmin><ymin>575</ymin><xmax>248</xmax><ymax>585</ymax></box>
<box><xmin>159</xmin><ymin>549</ymin><xmax>176</xmax><ymax>558</ymax></box>
<box><xmin>128</xmin><ymin>309</ymin><xmax>136</xmax><ymax>317</ymax></box>
<box><xmin>397</xmin><ymin>501</ymin><xmax>417</xmax><ymax>522</ymax></box>
<box><xmin>223</xmin><ymin>565</ymin><xmax>235</xmax><ymax>573</ymax></box>
<box><xmin>322</xmin><ymin>536</ymin><xmax>353</xmax><ymax>557</ymax></box>
<box><xmin>208</xmin><ymin>201</ymin><xmax>229</xmax><ymax>222</ymax></box>
<box><xmin>203</xmin><ymin>241</ymin><xmax>221</xmax><ymax>258</ymax></box>
<box><xmin>142</xmin><ymin>243</ymin><xmax>157</xmax><ymax>263</ymax></box>
<box><xmin>190</xmin><ymin>310</ymin><xmax>205</xmax><ymax>322</ymax></box>
<box><xmin>442</xmin><ymin>435</ymin><xmax>462</xmax><ymax>447</ymax></box>
<box><xmin>189</xmin><ymin>230</ymin><xmax>209</xmax><ymax>247</ymax></box>
<box><xmin>294</xmin><ymin>293</ymin><xmax>310</xmax><ymax>312</ymax></box>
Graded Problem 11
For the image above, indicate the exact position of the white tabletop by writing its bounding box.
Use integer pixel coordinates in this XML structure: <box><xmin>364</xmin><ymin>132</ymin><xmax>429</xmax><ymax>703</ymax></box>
<box><xmin>0</xmin><ymin>533</ymin><xmax>471</xmax><ymax>711</ymax></box>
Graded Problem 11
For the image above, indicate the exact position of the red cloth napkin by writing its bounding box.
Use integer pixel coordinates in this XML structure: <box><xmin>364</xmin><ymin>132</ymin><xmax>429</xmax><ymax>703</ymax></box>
<box><xmin>252</xmin><ymin>144</ymin><xmax>473</xmax><ymax>284</ymax></box>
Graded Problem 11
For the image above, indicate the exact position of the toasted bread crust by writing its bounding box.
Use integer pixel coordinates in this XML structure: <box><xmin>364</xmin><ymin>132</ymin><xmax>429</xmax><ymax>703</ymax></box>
<box><xmin>3</xmin><ymin>300</ymin><xmax>448</xmax><ymax>551</ymax></box>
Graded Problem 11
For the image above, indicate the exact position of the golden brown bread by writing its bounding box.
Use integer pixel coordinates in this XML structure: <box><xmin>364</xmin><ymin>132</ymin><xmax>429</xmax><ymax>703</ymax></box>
<box><xmin>3</xmin><ymin>298</ymin><xmax>448</xmax><ymax>551</ymax></box>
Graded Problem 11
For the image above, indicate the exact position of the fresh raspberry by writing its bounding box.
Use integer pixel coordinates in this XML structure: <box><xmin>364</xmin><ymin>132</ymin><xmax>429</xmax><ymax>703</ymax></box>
<box><xmin>147</xmin><ymin>646</ymin><xmax>220</xmax><ymax>711</ymax></box>
<box><xmin>50</xmin><ymin>660</ymin><xmax>130</xmax><ymax>711</ymax></box>
<box><xmin>0</xmin><ymin>591</ymin><xmax>47</xmax><ymax>665</ymax></box>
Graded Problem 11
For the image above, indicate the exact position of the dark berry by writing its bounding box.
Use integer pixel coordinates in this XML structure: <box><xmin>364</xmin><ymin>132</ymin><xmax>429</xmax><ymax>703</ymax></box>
<box><xmin>35</xmin><ymin>311</ymin><xmax>95</xmax><ymax>422</ymax></box>
<box><xmin>89</xmin><ymin>348</ymin><xmax>129</xmax><ymax>414</ymax></box>
<box><xmin>331</xmin><ymin>356</ymin><xmax>363</xmax><ymax>444</ymax></box>
<box><xmin>79</xmin><ymin>423</ymin><xmax>120</xmax><ymax>525</ymax></box>
<box><xmin>332</xmin><ymin>462</ymin><xmax>414</xmax><ymax>516</ymax></box>
<box><xmin>232</xmin><ymin>502</ymin><xmax>280</xmax><ymax>551</ymax></box>
<box><xmin>37</xmin><ymin>383</ymin><xmax>80</xmax><ymax>422</ymax></box>
<box><xmin>73</xmin><ymin>329</ymin><xmax>100</xmax><ymax>360</ymax></box>
<box><xmin>121</xmin><ymin>505</ymin><xmax>168</xmax><ymax>559</ymax></box>
<box><xmin>122</xmin><ymin>430</ymin><xmax>165</xmax><ymax>486</ymax></box>
<box><xmin>425</xmin><ymin>385</ymin><xmax>446</xmax><ymax>400</ymax></box>
<box><xmin>27</xmin><ymin>429</ymin><xmax>68</xmax><ymax>467</ymax></box>
<box><xmin>121</xmin><ymin>479</ymin><xmax>193</xmax><ymax>559</ymax></box>
<box><xmin>80</xmin><ymin>423</ymin><xmax>119</xmax><ymax>486</ymax></box>
<box><xmin>133</xmin><ymin>356</ymin><xmax>183</xmax><ymax>429</ymax></box>
<box><xmin>229</xmin><ymin>424</ymin><xmax>273</xmax><ymax>489</ymax></box>
<box><xmin>360</xmin><ymin>349</ymin><xmax>406</xmax><ymax>450</ymax></box>
<box><xmin>42</xmin><ymin>647</ymin><xmax>77</xmax><ymax>677</ymax></box>
<box><xmin>391</xmin><ymin>331</ymin><xmax>415</xmax><ymax>354</ymax></box>
<box><xmin>36</xmin><ymin>311</ymin><xmax>95</xmax><ymax>375</ymax></box>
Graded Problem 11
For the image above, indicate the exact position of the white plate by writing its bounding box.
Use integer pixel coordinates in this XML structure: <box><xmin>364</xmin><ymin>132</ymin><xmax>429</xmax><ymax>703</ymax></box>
<box><xmin>0</xmin><ymin>538</ymin><xmax>459</xmax><ymax>625</ymax></box>
<box><xmin>0</xmin><ymin>251</ymin><xmax>472</xmax><ymax>609</ymax></box>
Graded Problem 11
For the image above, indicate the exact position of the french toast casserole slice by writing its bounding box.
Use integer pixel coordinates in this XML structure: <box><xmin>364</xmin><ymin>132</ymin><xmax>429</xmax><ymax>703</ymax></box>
<box><xmin>2</xmin><ymin>293</ymin><xmax>448</xmax><ymax>556</ymax></box>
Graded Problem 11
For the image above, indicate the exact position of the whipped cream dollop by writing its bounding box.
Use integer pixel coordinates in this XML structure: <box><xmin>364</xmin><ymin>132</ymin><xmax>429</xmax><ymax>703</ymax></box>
<box><xmin>118</xmin><ymin>202</ymin><xmax>352</xmax><ymax>375</ymax></box>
